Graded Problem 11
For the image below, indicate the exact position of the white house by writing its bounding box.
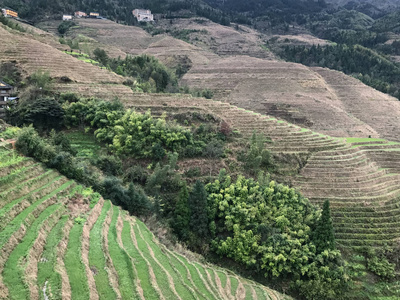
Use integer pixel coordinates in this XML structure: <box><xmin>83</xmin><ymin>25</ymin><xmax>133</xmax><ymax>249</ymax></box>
<box><xmin>62</xmin><ymin>15</ymin><xmax>73</xmax><ymax>21</ymax></box>
<box><xmin>132</xmin><ymin>9</ymin><xmax>154</xmax><ymax>22</ymax></box>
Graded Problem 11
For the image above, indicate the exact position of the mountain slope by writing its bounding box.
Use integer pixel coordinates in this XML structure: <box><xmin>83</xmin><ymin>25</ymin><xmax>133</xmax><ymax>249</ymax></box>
<box><xmin>181</xmin><ymin>55</ymin><xmax>400</xmax><ymax>141</ymax></box>
<box><xmin>0</xmin><ymin>146</ymin><xmax>288</xmax><ymax>300</ymax></box>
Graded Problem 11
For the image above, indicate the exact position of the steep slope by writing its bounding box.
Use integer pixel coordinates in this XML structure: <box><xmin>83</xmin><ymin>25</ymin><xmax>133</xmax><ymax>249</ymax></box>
<box><xmin>182</xmin><ymin>55</ymin><xmax>400</xmax><ymax>141</ymax></box>
<box><xmin>155</xmin><ymin>17</ymin><xmax>274</xmax><ymax>59</ymax></box>
<box><xmin>118</xmin><ymin>92</ymin><xmax>400</xmax><ymax>249</ymax></box>
<box><xmin>0</xmin><ymin>146</ymin><xmax>288</xmax><ymax>300</ymax></box>
<box><xmin>0</xmin><ymin>24</ymin><xmax>124</xmax><ymax>84</ymax></box>
<box><xmin>70</xmin><ymin>19</ymin><xmax>219</xmax><ymax>68</ymax></box>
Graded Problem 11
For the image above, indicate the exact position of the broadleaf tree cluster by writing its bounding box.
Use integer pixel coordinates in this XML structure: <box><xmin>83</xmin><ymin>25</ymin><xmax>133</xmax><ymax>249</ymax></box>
<box><xmin>170</xmin><ymin>170</ymin><xmax>349</xmax><ymax>299</ymax></box>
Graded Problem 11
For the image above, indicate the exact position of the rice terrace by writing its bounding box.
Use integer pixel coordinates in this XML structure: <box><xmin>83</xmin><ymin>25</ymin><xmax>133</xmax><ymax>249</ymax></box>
<box><xmin>2</xmin><ymin>0</ymin><xmax>400</xmax><ymax>299</ymax></box>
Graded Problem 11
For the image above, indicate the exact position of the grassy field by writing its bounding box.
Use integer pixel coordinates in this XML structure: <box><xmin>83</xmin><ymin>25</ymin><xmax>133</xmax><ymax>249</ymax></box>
<box><xmin>0</xmin><ymin>146</ymin><xmax>290</xmax><ymax>299</ymax></box>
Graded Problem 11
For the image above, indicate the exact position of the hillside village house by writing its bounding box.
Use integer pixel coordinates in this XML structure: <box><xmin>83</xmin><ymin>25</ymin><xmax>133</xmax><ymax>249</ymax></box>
<box><xmin>132</xmin><ymin>9</ymin><xmax>154</xmax><ymax>22</ymax></box>
<box><xmin>63</xmin><ymin>14</ymin><xmax>73</xmax><ymax>21</ymax></box>
<box><xmin>89</xmin><ymin>12</ymin><xmax>100</xmax><ymax>18</ymax></box>
<box><xmin>74</xmin><ymin>11</ymin><xmax>87</xmax><ymax>18</ymax></box>
<box><xmin>0</xmin><ymin>81</ymin><xmax>13</xmax><ymax>119</ymax></box>
<box><xmin>1</xmin><ymin>8</ymin><xmax>18</xmax><ymax>18</ymax></box>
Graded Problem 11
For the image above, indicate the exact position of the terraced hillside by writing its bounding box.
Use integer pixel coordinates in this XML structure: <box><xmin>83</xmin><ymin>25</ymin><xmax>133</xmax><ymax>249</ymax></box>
<box><xmin>181</xmin><ymin>56</ymin><xmax>400</xmax><ymax>142</ymax></box>
<box><xmin>0</xmin><ymin>146</ymin><xmax>288</xmax><ymax>300</ymax></box>
<box><xmin>69</xmin><ymin>18</ymin><xmax>219</xmax><ymax>68</ymax></box>
<box><xmin>0</xmin><ymin>24</ymin><xmax>124</xmax><ymax>84</ymax></box>
<box><xmin>118</xmin><ymin>92</ymin><xmax>400</xmax><ymax>249</ymax></box>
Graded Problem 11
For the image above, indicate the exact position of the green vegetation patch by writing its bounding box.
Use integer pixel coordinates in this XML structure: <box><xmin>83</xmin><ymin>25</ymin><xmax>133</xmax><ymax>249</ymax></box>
<box><xmin>89</xmin><ymin>200</ymin><xmax>117</xmax><ymax>299</ymax></box>
<box><xmin>64</xmin><ymin>222</ymin><xmax>90</xmax><ymax>300</ymax></box>
<box><xmin>37</xmin><ymin>215</ymin><xmax>69</xmax><ymax>300</ymax></box>
<box><xmin>120</xmin><ymin>219</ymin><xmax>158</xmax><ymax>300</ymax></box>
<box><xmin>0</xmin><ymin>180</ymin><xmax>73</xmax><ymax>249</ymax></box>
<box><xmin>137</xmin><ymin>221</ymin><xmax>195</xmax><ymax>299</ymax></box>
<box><xmin>107</xmin><ymin>206</ymin><xmax>138</xmax><ymax>299</ymax></box>
<box><xmin>65</xmin><ymin>130</ymin><xmax>102</xmax><ymax>158</ymax></box>
<box><xmin>3</xmin><ymin>204</ymin><xmax>63</xmax><ymax>299</ymax></box>
<box><xmin>132</xmin><ymin>221</ymin><xmax>177</xmax><ymax>299</ymax></box>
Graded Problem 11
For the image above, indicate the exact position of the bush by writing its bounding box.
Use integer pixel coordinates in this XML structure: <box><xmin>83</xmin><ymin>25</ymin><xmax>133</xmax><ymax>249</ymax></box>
<box><xmin>29</xmin><ymin>69</ymin><xmax>52</xmax><ymax>91</ymax></box>
<box><xmin>94</xmin><ymin>154</ymin><xmax>123</xmax><ymax>176</ymax></box>
<box><xmin>58</xmin><ymin>21</ymin><xmax>76</xmax><ymax>35</ymax></box>
<box><xmin>8</xmin><ymin>98</ymin><xmax>64</xmax><ymax>131</ymax></box>
<box><xmin>367</xmin><ymin>256</ymin><xmax>395</xmax><ymax>279</ymax></box>
<box><xmin>123</xmin><ymin>165</ymin><xmax>148</xmax><ymax>185</ymax></box>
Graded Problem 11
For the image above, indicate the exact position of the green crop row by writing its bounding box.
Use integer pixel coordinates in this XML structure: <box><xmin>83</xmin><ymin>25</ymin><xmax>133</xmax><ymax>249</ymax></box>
<box><xmin>107</xmin><ymin>206</ymin><xmax>138</xmax><ymax>299</ymax></box>
<box><xmin>64</xmin><ymin>222</ymin><xmax>90</xmax><ymax>300</ymax></box>
<box><xmin>3</xmin><ymin>204</ymin><xmax>64</xmax><ymax>299</ymax></box>
<box><xmin>37</xmin><ymin>215</ymin><xmax>69</xmax><ymax>300</ymax></box>
<box><xmin>89</xmin><ymin>200</ymin><xmax>117</xmax><ymax>299</ymax></box>
<box><xmin>0</xmin><ymin>181</ymin><xmax>73</xmax><ymax>249</ymax></box>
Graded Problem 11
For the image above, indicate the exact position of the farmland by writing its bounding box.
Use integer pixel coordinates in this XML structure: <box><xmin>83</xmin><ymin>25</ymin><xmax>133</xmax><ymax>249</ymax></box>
<box><xmin>0</xmin><ymin>145</ymin><xmax>288</xmax><ymax>300</ymax></box>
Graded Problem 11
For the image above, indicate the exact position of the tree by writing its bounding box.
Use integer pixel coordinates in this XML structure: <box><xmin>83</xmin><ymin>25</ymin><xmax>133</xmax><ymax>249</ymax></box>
<box><xmin>8</xmin><ymin>98</ymin><xmax>64</xmax><ymax>131</ymax></box>
<box><xmin>313</xmin><ymin>200</ymin><xmax>335</xmax><ymax>253</ymax></box>
<box><xmin>172</xmin><ymin>183</ymin><xmax>190</xmax><ymax>240</ymax></box>
<box><xmin>93</xmin><ymin>48</ymin><xmax>109</xmax><ymax>66</ymax></box>
<box><xmin>126</xmin><ymin>183</ymin><xmax>151</xmax><ymax>217</ymax></box>
<box><xmin>188</xmin><ymin>181</ymin><xmax>209</xmax><ymax>240</ymax></box>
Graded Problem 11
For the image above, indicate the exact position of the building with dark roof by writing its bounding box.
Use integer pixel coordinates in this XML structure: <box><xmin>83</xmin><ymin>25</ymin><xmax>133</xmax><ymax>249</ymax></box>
<box><xmin>0</xmin><ymin>80</ymin><xmax>13</xmax><ymax>119</ymax></box>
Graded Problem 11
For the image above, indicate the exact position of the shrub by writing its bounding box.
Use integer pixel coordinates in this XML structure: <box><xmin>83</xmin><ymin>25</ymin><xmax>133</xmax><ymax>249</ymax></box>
<box><xmin>123</xmin><ymin>165</ymin><xmax>148</xmax><ymax>185</ymax></box>
<box><xmin>58</xmin><ymin>21</ymin><xmax>76</xmax><ymax>35</ymax></box>
<box><xmin>94</xmin><ymin>155</ymin><xmax>123</xmax><ymax>176</ymax></box>
<box><xmin>8</xmin><ymin>98</ymin><xmax>64</xmax><ymax>131</ymax></box>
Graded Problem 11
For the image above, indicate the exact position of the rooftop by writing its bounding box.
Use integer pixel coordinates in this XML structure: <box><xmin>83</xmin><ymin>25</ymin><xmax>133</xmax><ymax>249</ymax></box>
<box><xmin>0</xmin><ymin>80</ymin><xmax>12</xmax><ymax>90</ymax></box>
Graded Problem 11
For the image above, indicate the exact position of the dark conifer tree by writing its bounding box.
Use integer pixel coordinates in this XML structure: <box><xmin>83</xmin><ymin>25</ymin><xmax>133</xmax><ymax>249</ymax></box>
<box><xmin>188</xmin><ymin>180</ymin><xmax>209</xmax><ymax>239</ymax></box>
<box><xmin>172</xmin><ymin>183</ymin><xmax>190</xmax><ymax>240</ymax></box>
<box><xmin>313</xmin><ymin>200</ymin><xmax>335</xmax><ymax>253</ymax></box>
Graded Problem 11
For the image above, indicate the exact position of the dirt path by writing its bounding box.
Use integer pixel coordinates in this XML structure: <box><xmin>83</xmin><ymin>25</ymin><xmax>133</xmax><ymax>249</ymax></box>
<box><xmin>114</xmin><ymin>212</ymin><xmax>144</xmax><ymax>300</ymax></box>
<box><xmin>164</xmin><ymin>248</ymin><xmax>206</xmax><ymax>300</ymax></box>
<box><xmin>213</xmin><ymin>270</ymin><xmax>228</xmax><ymax>300</ymax></box>
<box><xmin>135</xmin><ymin>222</ymin><xmax>182</xmax><ymax>300</ymax></box>
<box><xmin>55</xmin><ymin>220</ymin><xmax>73</xmax><ymax>300</ymax></box>
<box><xmin>235</xmin><ymin>279</ymin><xmax>246</xmax><ymax>300</ymax></box>
<box><xmin>250</xmin><ymin>285</ymin><xmax>257</xmax><ymax>299</ymax></box>
<box><xmin>127</xmin><ymin>217</ymin><xmax>164</xmax><ymax>300</ymax></box>
<box><xmin>224</xmin><ymin>276</ymin><xmax>232</xmax><ymax>299</ymax></box>
<box><xmin>102</xmin><ymin>205</ymin><xmax>122</xmax><ymax>299</ymax></box>
<box><xmin>25</xmin><ymin>206</ymin><xmax>66</xmax><ymax>299</ymax></box>
<box><xmin>81</xmin><ymin>198</ymin><xmax>104</xmax><ymax>300</ymax></box>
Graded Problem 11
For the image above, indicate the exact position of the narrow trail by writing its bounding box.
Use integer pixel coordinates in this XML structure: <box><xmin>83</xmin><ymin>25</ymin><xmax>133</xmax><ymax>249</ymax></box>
<box><xmin>102</xmin><ymin>205</ymin><xmax>122</xmax><ymax>299</ymax></box>
<box><xmin>126</xmin><ymin>216</ymin><xmax>164</xmax><ymax>300</ymax></box>
<box><xmin>135</xmin><ymin>221</ymin><xmax>182</xmax><ymax>300</ymax></box>
<box><xmin>25</xmin><ymin>205</ymin><xmax>66</xmax><ymax>299</ymax></box>
<box><xmin>205</xmin><ymin>267</ymin><xmax>226</xmax><ymax>299</ymax></box>
<box><xmin>213</xmin><ymin>270</ymin><xmax>228</xmax><ymax>300</ymax></box>
<box><xmin>235</xmin><ymin>279</ymin><xmax>246</xmax><ymax>300</ymax></box>
<box><xmin>225</xmin><ymin>276</ymin><xmax>232</xmax><ymax>299</ymax></box>
<box><xmin>162</xmin><ymin>247</ymin><xmax>207</xmax><ymax>300</ymax></box>
<box><xmin>250</xmin><ymin>285</ymin><xmax>257</xmax><ymax>299</ymax></box>
<box><xmin>115</xmin><ymin>212</ymin><xmax>144</xmax><ymax>300</ymax></box>
<box><xmin>82</xmin><ymin>199</ymin><xmax>104</xmax><ymax>300</ymax></box>
<box><xmin>55</xmin><ymin>220</ymin><xmax>73</xmax><ymax>300</ymax></box>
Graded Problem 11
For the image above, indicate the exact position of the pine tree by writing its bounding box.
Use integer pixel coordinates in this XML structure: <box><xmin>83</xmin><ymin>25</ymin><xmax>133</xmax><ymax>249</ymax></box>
<box><xmin>313</xmin><ymin>200</ymin><xmax>335</xmax><ymax>253</ymax></box>
<box><xmin>188</xmin><ymin>181</ymin><xmax>209</xmax><ymax>240</ymax></box>
<box><xmin>172</xmin><ymin>184</ymin><xmax>190</xmax><ymax>240</ymax></box>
